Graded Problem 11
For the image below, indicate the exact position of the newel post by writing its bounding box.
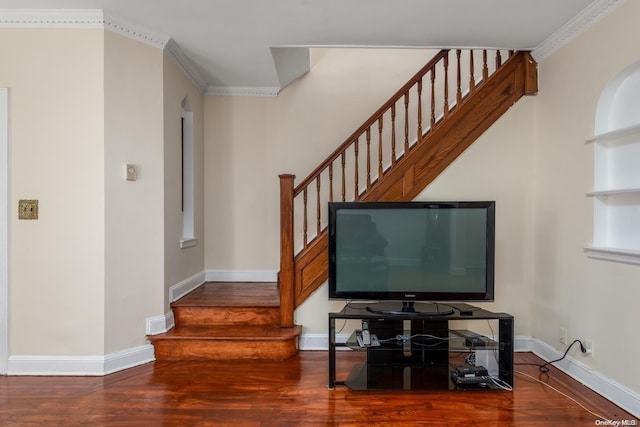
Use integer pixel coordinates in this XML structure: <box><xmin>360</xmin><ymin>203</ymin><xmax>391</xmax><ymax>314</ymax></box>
<box><xmin>278</xmin><ymin>174</ymin><xmax>296</xmax><ymax>327</ymax></box>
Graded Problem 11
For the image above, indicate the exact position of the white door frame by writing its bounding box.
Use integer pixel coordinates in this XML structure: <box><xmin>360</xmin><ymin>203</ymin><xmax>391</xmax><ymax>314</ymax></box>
<box><xmin>0</xmin><ymin>88</ymin><xmax>9</xmax><ymax>374</ymax></box>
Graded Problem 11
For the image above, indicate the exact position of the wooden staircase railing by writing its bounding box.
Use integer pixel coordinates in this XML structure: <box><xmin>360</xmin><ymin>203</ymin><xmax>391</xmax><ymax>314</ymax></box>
<box><xmin>278</xmin><ymin>49</ymin><xmax>537</xmax><ymax>327</ymax></box>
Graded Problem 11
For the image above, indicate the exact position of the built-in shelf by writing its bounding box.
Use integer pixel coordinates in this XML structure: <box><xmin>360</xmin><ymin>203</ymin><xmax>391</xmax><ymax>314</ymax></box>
<box><xmin>586</xmin><ymin>124</ymin><xmax>640</xmax><ymax>257</ymax></box>
<box><xmin>584</xmin><ymin>246</ymin><xmax>640</xmax><ymax>265</ymax></box>
<box><xmin>587</xmin><ymin>65</ymin><xmax>640</xmax><ymax>263</ymax></box>
<box><xmin>586</xmin><ymin>188</ymin><xmax>640</xmax><ymax>197</ymax></box>
<box><xmin>585</xmin><ymin>123</ymin><xmax>640</xmax><ymax>144</ymax></box>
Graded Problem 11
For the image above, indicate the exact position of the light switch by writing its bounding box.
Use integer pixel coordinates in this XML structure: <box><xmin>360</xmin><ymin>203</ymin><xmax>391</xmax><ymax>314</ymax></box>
<box><xmin>126</xmin><ymin>164</ymin><xmax>137</xmax><ymax>181</ymax></box>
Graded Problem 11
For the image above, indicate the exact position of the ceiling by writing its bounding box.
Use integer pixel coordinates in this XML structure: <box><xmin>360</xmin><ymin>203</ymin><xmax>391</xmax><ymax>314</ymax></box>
<box><xmin>0</xmin><ymin>0</ymin><xmax>622</xmax><ymax>95</ymax></box>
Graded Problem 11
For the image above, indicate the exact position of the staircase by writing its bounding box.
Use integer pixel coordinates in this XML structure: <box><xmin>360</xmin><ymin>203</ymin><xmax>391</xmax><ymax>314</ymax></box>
<box><xmin>150</xmin><ymin>49</ymin><xmax>537</xmax><ymax>361</ymax></box>
<box><xmin>149</xmin><ymin>282</ymin><xmax>301</xmax><ymax>360</ymax></box>
<box><xmin>278</xmin><ymin>49</ymin><xmax>537</xmax><ymax>327</ymax></box>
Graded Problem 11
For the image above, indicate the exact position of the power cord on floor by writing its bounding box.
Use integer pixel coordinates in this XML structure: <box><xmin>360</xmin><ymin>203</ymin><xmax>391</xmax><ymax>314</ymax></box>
<box><xmin>515</xmin><ymin>339</ymin><xmax>586</xmax><ymax>373</ymax></box>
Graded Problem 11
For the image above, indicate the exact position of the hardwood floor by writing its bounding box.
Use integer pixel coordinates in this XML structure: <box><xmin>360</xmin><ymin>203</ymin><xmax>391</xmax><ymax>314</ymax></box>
<box><xmin>0</xmin><ymin>352</ymin><xmax>635</xmax><ymax>426</ymax></box>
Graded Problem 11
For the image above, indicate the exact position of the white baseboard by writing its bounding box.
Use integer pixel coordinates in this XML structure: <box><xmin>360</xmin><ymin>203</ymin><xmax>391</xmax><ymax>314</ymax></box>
<box><xmin>205</xmin><ymin>270</ymin><xmax>277</xmax><ymax>282</ymax></box>
<box><xmin>103</xmin><ymin>345</ymin><xmax>155</xmax><ymax>375</ymax></box>
<box><xmin>169</xmin><ymin>271</ymin><xmax>206</xmax><ymax>302</ymax></box>
<box><xmin>299</xmin><ymin>333</ymin><xmax>639</xmax><ymax>418</ymax></box>
<box><xmin>8</xmin><ymin>344</ymin><xmax>155</xmax><ymax>376</ymax></box>
<box><xmin>145</xmin><ymin>271</ymin><xmax>204</xmax><ymax>336</ymax></box>
<box><xmin>146</xmin><ymin>311</ymin><xmax>175</xmax><ymax>335</ymax></box>
<box><xmin>529</xmin><ymin>339</ymin><xmax>640</xmax><ymax>418</ymax></box>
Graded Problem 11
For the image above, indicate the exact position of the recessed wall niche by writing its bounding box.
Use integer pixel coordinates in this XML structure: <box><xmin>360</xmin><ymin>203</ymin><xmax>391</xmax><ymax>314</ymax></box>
<box><xmin>585</xmin><ymin>60</ymin><xmax>640</xmax><ymax>264</ymax></box>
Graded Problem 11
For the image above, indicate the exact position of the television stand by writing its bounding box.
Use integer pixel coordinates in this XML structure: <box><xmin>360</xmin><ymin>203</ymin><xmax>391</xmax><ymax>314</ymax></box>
<box><xmin>365</xmin><ymin>301</ymin><xmax>455</xmax><ymax>316</ymax></box>
<box><xmin>328</xmin><ymin>303</ymin><xmax>514</xmax><ymax>391</ymax></box>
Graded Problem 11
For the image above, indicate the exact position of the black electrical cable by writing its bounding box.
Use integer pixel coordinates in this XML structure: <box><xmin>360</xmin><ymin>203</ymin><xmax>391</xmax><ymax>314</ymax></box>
<box><xmin>516</xmin><ymin>339</ymin><xmax>586</xmax><ymax>373</ymax></box>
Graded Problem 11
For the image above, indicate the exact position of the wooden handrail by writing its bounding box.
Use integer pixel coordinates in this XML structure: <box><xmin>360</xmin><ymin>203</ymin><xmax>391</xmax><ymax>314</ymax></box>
<box><xmin>293</xmin><ymin>50</ymin><xmax>450</xmax><ymax>196</ymax></box>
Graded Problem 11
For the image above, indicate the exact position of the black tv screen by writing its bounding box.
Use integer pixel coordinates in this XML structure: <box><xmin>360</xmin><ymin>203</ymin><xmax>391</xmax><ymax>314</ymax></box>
<box><xmin>328</xmin><ymin>201</ymin><xmax>495</xmax><ymax>302</ymax></box>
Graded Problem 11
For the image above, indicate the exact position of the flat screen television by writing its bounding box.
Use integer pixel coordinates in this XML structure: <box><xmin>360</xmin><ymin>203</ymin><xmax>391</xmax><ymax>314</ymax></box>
<box><xmin>328</xmin><ymin>201</ymin><xmax>495</xmax><ymax>315</ymax></box>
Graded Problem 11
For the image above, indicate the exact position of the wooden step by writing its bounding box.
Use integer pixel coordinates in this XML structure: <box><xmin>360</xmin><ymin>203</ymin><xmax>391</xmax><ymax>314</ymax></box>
<box><xmin>149</xmin><ymin>281</ymin><xmax>302</xmax><ymax>361</ymax></box>
<box><xmin>172</xmin><ymin>282</ymin><xmax>280</xmax><ymax>326</ymax></box>
<box><xmin>149</xmin><ymin>325</ymin><xmax>302</xmax><ymax>361</ymax></box>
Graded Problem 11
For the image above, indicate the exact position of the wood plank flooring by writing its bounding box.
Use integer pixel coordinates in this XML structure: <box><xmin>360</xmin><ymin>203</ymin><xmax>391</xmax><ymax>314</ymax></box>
<box><xmin>173</xmin><ymin>282</ymin><xmax>280</xmax><ymax>308</ymax></box>
<box><xmin>0</xmin><ymin>352</ymin><xmax>635</xmax><ymax>426</ymax></box>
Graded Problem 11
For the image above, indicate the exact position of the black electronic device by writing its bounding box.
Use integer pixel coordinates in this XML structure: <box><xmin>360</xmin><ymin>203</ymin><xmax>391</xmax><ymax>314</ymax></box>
<box><xmin>452</xmin><ymin>375</ymin><xmax>491</xmax><ymax>385</ymax></box>
<box><xmin>447</xmin><ymin>302</ymin><xmax>480</xmax><ymax>316</ymax></box>
<box><xmin>454</xmin><ymin>365</ymin><xmax>488</xmax><ymax>378</ymax></box>
<box><xmin>465</xmin><ymin>335</ymin><xmax>491</xmax><ymax>348</ymax></box>
<box><xmin>328</xmin><ymin>201</ymin><xmax>495</xmax><ymax>315</ymax></box>
<box><xmin>451</xmin><ymin>365</ymin><xmax>491</xmax><ymax>386</ymax></box>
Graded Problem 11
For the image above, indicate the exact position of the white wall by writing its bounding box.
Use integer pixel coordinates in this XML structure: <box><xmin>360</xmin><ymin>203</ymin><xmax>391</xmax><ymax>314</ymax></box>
<box><xmin>533</xmin><ymin>0</ymin><xmax>640</xmax><ymax>394</ymax></box>
<box><xmin>104</xmin><ymin>31</ymin><xmax>165</xmax><ymax>353</ymax></box>
<box><xmin>0</xmin><ymin>29</ymin><xmax>106</xmax><ymax>355</ymax></box>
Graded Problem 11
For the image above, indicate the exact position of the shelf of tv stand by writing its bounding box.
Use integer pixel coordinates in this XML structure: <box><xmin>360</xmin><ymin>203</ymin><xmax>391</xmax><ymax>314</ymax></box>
<box><xmin>328</xmin><ymin>302</ymin><xmax>514</xmax><ymax>391</ymax></box>
<box><xmin>344</xmin><ymin>328</ymin><xmax>503</xmax><ymax>353</ymax></box>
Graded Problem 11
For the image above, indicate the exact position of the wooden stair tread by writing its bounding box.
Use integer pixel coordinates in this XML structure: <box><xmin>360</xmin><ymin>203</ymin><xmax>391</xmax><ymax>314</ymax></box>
<box><xmin>172</xmin><ymin>282</ymin><xmax>279</xmax><ymax>308</ymax></box>
<box><xmin>150</xmin><ymin>325</ymin><xmax>302</xmax><ymax>341</ymax></box>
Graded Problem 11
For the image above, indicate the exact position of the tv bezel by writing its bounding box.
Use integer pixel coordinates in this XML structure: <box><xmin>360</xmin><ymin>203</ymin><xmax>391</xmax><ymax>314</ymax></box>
<box><xmin>328</xmin><ymin>201</ymin><xmax>495</xmax><ymax>302</ymax></box>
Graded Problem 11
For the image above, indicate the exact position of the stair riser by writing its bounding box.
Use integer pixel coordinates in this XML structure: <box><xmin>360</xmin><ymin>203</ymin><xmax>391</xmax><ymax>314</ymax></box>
<box><xmin>152</xmin><ymin>338</ymin><xmax>299</xmax><ymax>361</ymax></box>
<box><xmin>173</xmin><ymin>307</ymin><xmax>280</xmax><ymax>327</ymax></box>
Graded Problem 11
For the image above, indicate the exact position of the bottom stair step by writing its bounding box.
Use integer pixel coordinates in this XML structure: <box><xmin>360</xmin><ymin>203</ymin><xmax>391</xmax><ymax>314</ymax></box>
<box><xmin>149</xmin><ymin>325</ymin><xmax>302</xmax><ymax>361</ymax></box>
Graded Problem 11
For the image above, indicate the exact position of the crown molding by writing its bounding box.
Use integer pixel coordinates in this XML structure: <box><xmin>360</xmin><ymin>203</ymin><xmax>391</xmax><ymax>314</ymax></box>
<box><xmin>205</xmin><ymin>86</ymin><xmax>281</xmax><ymax>97</ymax></box>
<box><xmin>532</xmin><ymin>0</ymin><xmax>625</xmax><ymax>62</ymax></box>
<box><xmin>0</xmin><ymin>9</ymin><xmax>104</xmax><ymax>28</ymax></box>
<box><xmin>102</xmin><ymin>11</ymin><xmax>169</xmax><ymax>50</ymax></box>
<box><xmin>164</xmin><ymin>38</ymin><xmax>208</xmax><ymax>93</ymax></box>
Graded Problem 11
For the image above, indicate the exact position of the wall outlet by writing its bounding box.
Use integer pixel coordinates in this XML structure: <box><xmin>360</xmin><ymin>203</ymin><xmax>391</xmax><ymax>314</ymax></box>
<box><xmin>584</xmin><ymin>339</ymin><xmax>594</xmax><ymax>357</ymax></box>
<box><xmin>18</xmin><ymin>199</ymin><xmax>39</xmax><ymax>220</ymax></box>
<box><xmin>559</xmin><ymin>327</ymin><xmax>568</xmax><ymax>345</ymax></box>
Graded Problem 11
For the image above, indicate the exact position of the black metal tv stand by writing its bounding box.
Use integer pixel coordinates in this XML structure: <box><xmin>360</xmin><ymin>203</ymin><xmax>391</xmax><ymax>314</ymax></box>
<box><xmin>328</xmin><ymin>302</ymin><xmax>514</xmax><ymax>391</ymax></box>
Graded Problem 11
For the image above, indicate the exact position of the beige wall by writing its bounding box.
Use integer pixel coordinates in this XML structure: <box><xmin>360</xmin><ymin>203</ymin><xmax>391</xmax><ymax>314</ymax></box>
<box><xmin>204</xmin><ymin>48</ymin><xmax>439</xmax><ymax>271</ymax></box>
<box><xmin>533</xmin><ymin>0</ymin><xmax>640</xmax><ymax>393</ymax></box>
<box><xmin>0</xmin><ymin>29</ymin><xmax>106</xmax><ymax>355</ymax></box>
<box><xmin>104</xmin><ymin>32</ymin><xmax>165</xmax><ymax>353</ymax></box>
<box><xmin>1</xmin><ymin>27</ymin><xmax>205</xmax><ymax>358</ymax></box>
<box><xmin>163</xmin><ymin>53</ymin><xmax>205</xmax><ymax>304</ymax></box>
<box><xmin>417</xmin><ymin>99</ymin><xmax>536</xmax><ymax>336</ymax></box>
